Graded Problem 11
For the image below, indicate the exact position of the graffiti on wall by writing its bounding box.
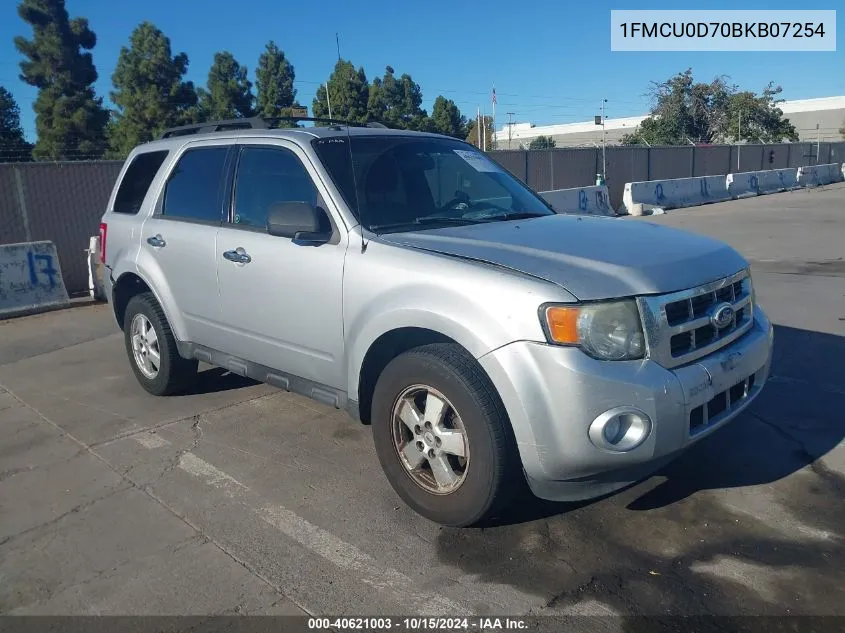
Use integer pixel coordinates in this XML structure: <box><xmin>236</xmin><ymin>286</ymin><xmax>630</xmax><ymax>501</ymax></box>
<box><xmin>0</xmin><ymin>241</ymin><xmax>69</xmax><ymax>315</ymax></box>
<box><xmin>27</xmin><ymin>250</ymin><xmax>59</xmax><ymax>288</ymax></box>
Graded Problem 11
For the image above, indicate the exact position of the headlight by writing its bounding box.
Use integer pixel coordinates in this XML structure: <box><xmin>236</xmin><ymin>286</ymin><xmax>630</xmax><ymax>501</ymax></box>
<box><xmin>541</xmin><ymin>300</ymin><xmax>645</xmax><ymax>361</ymax></box>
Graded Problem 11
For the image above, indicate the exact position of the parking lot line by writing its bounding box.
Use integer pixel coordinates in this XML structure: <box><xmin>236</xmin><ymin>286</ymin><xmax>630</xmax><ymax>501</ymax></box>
<box><xmin>133</xmin><ymin>433</ymin><xmax>171</xmax><ymax>449</ymax></box>
<box><xmin>175</xmin><ymin>451</ymin><xmax>464</xmax><ymax>615</ymax></box>
<box><xmin>258</xmin><ymin>503</ymin><xmax>465</xmax><ymax>615</ymax></box>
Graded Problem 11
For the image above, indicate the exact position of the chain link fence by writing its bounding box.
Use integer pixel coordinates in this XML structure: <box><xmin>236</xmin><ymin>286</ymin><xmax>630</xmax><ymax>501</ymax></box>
<box><xmin>0</xmin><ymin>161</ymin><xmax>123</xmax><ymax>296</ymax></box>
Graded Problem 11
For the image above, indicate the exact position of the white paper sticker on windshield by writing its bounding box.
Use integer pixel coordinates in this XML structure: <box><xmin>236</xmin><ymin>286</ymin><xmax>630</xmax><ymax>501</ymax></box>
<box><xmin>453</xmin><ymin>149</ymin><xmax>501</xmax><ymax>172</ymax></box>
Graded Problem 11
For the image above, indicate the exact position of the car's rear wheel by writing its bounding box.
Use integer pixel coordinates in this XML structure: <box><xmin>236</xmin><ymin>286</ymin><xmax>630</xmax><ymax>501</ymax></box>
<box><xmin>124</xmin><ymin>292</ymin><xmax>198</xmax><ymax>396</ymax></box>
<box><xmin>371</xmin><ymin>343</ymin><xmax>519</xmax><ymax>527</ymax></box>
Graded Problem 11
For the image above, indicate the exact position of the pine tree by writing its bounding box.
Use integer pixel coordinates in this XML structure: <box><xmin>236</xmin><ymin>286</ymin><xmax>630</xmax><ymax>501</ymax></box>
<box><xmin>15</xmin><ymin>0</ymin><xmax>108</xmax><ymax>160</ymax></box>
<box><xmin>430</xmin><ymin>96</ymin><xmax>467</xmax><ymax>138</ymax></box>
<box><xmin>367</xmin><ymin>66</ymin><xmax>427</xmax><ymax>129</ymax></box>
<box><xmin>108</xmin><ymin>22</ymin><xmax>197</xmax><ymax>157</ymax></box>
<box><xmin>312</xmin><ymin>60</ymin><xmax>368</xmax><ymax>124</ymax></box>
<box><xmin>255</xmin><ymin>41</ymin><xmax>301</xmax><ymax>125</ymax></box>
<box><xmin>0</xmin><ymin>86</ymin><xmax>32</xmax><ymax>162</ymax></box>
<box><xmin>197</xmin><ymin>51</ymin><xmax>255</xmax><ymax>121</ymax></box>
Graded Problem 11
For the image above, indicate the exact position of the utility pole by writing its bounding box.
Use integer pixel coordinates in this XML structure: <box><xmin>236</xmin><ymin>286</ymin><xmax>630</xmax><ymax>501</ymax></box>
<box><xmin>816</xmin><ymin>122</ymin><xmax>821</xmax><ymax>164</ymax></box>
<box><xmin>601</xmin><ymin>99</ymin><xmax>607</xmax><ymax>181</ymax></box>
<box><xmin>737</xmin><ymin>110</ymin><xmax>741</xmax><ymax>170</ymax></box>
<box><xmin>326</xmin><ymin>83</ymin><xmax>333</xmax><ymax>119</ymax></box>
<box><xmin>491</xmin><ymin>84</ymin><xmax>496</xmax><ymax>151</ymax></box>
<box><xmin>477</xmin><ymin>108</ymin><xmax>481</xmax><ymax>149</ymax></box>
<box><xmin>506</xmin><ymin>112</ymin><xmax>516</xmax><ymax>149</ymax></box>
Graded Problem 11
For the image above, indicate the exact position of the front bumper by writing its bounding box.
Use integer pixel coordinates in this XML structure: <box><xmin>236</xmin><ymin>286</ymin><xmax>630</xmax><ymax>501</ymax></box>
<box><xmin>478</xmin><ymin>309</ymin><xmax>773</xmax><ymax>502</ymax></box>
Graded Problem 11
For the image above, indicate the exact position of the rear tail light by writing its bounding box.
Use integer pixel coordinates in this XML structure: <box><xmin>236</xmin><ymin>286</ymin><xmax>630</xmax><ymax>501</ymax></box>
<box><xmin>99</xmin><ymin>222</ymin><xmax>107</xmax><ymax>264</ymax></box>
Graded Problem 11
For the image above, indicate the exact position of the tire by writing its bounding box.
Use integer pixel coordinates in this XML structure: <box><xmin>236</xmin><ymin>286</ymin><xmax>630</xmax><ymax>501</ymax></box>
<box><xmin>123</xmin><ymin>292</ymin><xmax>198</xmax><ymax>396</ymax></box>
<box><xmin>371</xmin><ymin>343</ymin><xmax>519</xmax><ymax>527</ymax></box>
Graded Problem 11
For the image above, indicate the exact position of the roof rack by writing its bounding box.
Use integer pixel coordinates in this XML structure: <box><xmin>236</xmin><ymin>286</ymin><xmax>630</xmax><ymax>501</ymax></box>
<box><xmin>159</xmin><ymin>116</ymin><xmax>389</xmax><ymax>139</ymax></box>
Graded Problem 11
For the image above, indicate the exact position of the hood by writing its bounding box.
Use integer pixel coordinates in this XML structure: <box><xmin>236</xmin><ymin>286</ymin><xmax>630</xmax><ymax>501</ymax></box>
<box><xmin>378</xmin><ymin>214</ymin><xmax>748</xmax><ymax>301</ymax></box>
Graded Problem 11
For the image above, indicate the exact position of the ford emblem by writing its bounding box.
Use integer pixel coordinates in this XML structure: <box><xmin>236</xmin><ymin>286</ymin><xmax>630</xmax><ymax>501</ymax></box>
<box><xmin>710</xmin><ymin>303</ymin><xmax>734</xmax><ymax>329</ymax></box>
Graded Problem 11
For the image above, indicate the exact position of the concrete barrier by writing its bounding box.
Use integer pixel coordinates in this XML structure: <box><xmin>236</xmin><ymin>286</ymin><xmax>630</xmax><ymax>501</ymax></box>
<box><xmin>621</xmin><ymin>175</ymin><xmax>730</xmax><ymax>216</ymax></box>
<box><xmin>540</xmin><ymin>185</ymin><xmax>614</xmax><ymax>216</ymax></box>
<box><xmin>797</xmin><ymin>163</ymin><xmax>845</xmax><ymax>188</ymax></box>
<box><xmin>0</xmin><ymin>241</ymin><xmax>70</xmax><ymax>318</ymax></box>
<box><xmin>726</xmin><ymin>168</ymin><xmax>799</xmax><ymax>198</ymax></box>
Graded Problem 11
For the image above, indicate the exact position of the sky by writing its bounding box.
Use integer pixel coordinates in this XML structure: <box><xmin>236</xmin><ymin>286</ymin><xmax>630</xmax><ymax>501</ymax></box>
<box><xmin>0</xmin><ymin>0</ymin><xmax>842</xmax><ymax>141</ymax></box>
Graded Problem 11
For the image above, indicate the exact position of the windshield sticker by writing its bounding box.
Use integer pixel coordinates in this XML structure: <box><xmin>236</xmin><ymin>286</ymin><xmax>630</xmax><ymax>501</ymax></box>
<box><xmin>453</xmin><ymin>149</ymin><xmax>502</xmax><ymax>173</ymax></box>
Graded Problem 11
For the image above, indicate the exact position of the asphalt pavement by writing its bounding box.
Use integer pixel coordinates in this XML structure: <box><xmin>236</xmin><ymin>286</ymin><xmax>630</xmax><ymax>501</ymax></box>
<box><xmin>1</xmin><ymin>183</ymin><xmax>843</xmax><ymax>622</ymax></box>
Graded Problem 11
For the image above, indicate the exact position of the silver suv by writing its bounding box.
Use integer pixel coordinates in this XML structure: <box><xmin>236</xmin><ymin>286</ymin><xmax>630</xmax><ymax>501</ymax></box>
<box><xmin>100</xmin><ymin>117</ymin><xmax>774</xmax><ymax>526</ymax></box>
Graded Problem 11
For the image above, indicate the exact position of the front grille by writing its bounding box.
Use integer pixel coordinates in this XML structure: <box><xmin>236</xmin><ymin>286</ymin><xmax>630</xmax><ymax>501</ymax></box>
<box><xmin>637</xmin><ymin>270</ymin><xmax>755</xmax><ymax>369</ymax></box>
<box><xmin>689</xmin><ymin>373</ymin><xmax>757</xmax><ymax>434</ymax></box>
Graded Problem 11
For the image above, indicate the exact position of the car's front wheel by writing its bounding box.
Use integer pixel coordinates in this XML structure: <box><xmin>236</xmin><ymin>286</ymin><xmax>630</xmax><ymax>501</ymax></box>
<box><xmin>123</xmin><ymin>292</ymin><xmax>198</xmax><ymax>396</ymax></box>
<box><xmin>371</xmin><ymin>343</ymin><xmax>519</xmax><ymax>527</ymax></box>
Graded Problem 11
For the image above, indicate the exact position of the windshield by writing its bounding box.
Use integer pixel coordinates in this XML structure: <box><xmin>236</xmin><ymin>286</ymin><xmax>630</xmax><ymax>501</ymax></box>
<box><xmin>311</xmin><ymin>135</ymin><xmax>554</xmax><ymax>233</ymax></box>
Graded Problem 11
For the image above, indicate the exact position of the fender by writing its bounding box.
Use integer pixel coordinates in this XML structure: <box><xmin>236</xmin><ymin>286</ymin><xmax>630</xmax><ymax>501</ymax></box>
<box><xmin>345</xmin><ymin>282</ymin><xmax>531</xmax><ymax>400</ymax></box>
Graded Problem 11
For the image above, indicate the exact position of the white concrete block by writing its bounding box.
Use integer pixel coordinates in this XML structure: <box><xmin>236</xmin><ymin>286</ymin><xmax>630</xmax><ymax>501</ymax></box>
<box><xmin>0</xmin><ymin>241</ymin><xmax>70</xmax><ymax>318</ymax></box>
<box><xmin>540</xmin><ymin>185</ymin><xmax>614</xmax><ymax>216</ymax></box>
<box><xmin>622</xmin><ymin>175</ymin><xmax>730</xmax><ymax>216</ymax></box>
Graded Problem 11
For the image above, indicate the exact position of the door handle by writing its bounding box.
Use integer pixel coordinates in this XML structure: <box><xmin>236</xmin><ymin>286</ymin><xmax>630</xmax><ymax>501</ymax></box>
<box><xmin>146</xmin><ymin>234</ymin><xmax>166</xmax><ymax>248</ymax></box>
<box><xmin>223</xmin><ymin>248</ymin><xmax>251</xmax><ymax>264</ymax></box>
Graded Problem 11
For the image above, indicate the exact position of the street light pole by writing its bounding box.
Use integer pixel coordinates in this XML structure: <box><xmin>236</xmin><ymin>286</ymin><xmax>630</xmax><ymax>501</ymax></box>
<box><xmin>737</xmin><ymin>110</ymin><xmax>741</xmax><ymax>171</ymax></box>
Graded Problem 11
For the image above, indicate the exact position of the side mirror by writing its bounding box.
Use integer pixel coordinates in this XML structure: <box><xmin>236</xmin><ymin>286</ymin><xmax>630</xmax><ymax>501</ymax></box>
<box><xmin>267</xmin><ymin>202</ymin><xmax>332</xmax><ymax>245</ymax></box>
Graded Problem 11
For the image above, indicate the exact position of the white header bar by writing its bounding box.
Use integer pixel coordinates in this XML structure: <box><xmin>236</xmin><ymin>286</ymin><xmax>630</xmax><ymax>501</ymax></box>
<box><xmin>611</xmin><ymin>10</ymin><xmax>836</xmax><ymax>51</ymax></box>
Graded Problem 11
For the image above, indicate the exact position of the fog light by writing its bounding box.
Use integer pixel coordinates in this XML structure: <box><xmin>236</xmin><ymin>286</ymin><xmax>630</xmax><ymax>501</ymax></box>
<box><xmin>603</xmin><ymin>417</ymin><xmax>622</xmax><ymax>444</ymax></box>
<box><xmin>589</xmin><ymin>407</ymin><xmax>652</xmax><ymax>452</ymax></box>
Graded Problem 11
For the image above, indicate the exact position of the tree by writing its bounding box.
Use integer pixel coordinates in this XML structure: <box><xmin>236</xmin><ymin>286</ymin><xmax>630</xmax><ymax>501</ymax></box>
<box><xmin>0</xmin><ymin>86</ymin><xmax>32</xmax><ymax>162</ymax></box>
<box><xmin>367</xmin><ymin>66</ymin><xmax>428</xmax><ymax>130</ymax></box>
<box><xmin>15</xmin><ymin>0</ymin><xmax>108</xmax><ymax>160</ymax></box>
<box><xmin>621</xmin><ymin>69</ymin><xmax>797</xmax><ymax>145</ymax></box>
<box><xmin>465</xmin><ymin>114</ymin><xmax>495</xmax><ymax>151</ymax></box>
<box><xmin>255</xmin><ymin>41</ymin><xmax>301</xmax><ymax>125</ymax></box>
<box><xmin>723</xmin><ymin>85</ymin><xmax>799</xmax><ymax>143</ymax></box>
<box><xmin>197</xmin><ymin>51</ymin><xmax>255</xmax><ymax>121</ymax></box>
<box><xmin>312</xmin><ymin>60</ymin><xmax>369</xmax><ymax>124</ymax></box>
<box><xmin>429</xmin><ymin>96</ymin><xmax>466</xmax><ymax>138</ymax></box>
<box><xmin>529</xmin><ymin>135</ymin><xmax>556</xmax><ymax>149</ymax></box>
<box><xmin>841</xmin><ymin>120</ymin><xmax>845</xmax><ymax>139</ymax></box>
<box><xmin>107</xmin><ymin>22</ymin><xmax>197</xmax><ymax>158</ymax></box>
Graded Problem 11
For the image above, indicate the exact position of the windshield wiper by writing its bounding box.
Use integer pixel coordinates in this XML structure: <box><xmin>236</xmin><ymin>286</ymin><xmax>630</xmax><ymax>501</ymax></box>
<box><xmin>368</xmin><ymin>217</ymin><xmax>479</xmax><ymax>233</ymax></box>
<box><xmin>415</xmin><ymin>216</ymin><xmax>482</xmax><ymax>225</ymax></box>
<box><xmin>492</xmin><ymin>211</ymin><xmax>549</xmax><ymax>220</ymax></box>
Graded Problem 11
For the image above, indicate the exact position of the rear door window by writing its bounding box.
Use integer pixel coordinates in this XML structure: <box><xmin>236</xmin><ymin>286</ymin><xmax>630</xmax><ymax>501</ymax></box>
<box><xmin>113</xmin><ymin>150</ymin><xmax>168</xmax><ymax>214</ymax></box>
<box><xmin>161</xmin><ymin>147</ymin><xmax>229</xmax><ymax>223</ymax></box>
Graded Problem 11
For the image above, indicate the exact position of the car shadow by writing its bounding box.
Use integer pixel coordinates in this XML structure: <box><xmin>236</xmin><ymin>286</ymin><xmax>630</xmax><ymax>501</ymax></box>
<box><xmin>180</xmin><ymin>366</ymin><xmax>259</xmax><ymax>395</ymax></box>
<box><xmin>485</xmin><ymin>323</ymin><xmax>845</xmax><ymax>526</ymax></box>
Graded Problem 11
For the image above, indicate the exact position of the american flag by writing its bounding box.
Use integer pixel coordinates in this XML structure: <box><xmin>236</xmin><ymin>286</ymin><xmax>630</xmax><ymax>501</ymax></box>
<box><xmin>492</xmin><ymin>86</ymin><xmax>497</xmax><ymax>106</ymax></box>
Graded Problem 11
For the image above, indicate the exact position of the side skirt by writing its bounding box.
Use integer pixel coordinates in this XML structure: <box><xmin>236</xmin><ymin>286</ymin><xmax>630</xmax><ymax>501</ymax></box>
<box><xmin>177</xmin><ymin>341</ymin><xmax>360</xmax><ymax>419</ymax></box>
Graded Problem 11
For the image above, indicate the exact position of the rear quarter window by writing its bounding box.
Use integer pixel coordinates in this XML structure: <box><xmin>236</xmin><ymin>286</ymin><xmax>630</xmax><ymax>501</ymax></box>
<box><xmin>113</xmin><ymin>150</ymin><xmax>169</xmax><ymax>214</ymax></box>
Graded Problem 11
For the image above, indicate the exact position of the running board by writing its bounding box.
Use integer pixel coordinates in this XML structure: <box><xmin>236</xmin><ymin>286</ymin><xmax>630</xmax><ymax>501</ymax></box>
<box><xmin>177</xmin><ymin>341</ymin><xmax>348</xmax><ymax>410</ymax></box>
